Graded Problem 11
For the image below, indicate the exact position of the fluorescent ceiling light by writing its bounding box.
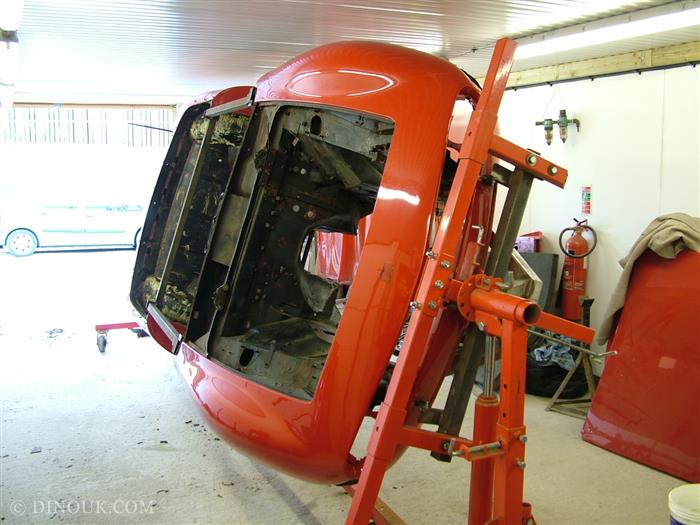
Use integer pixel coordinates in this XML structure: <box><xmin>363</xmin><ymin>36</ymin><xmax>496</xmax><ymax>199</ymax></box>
<box><xmin>257</xmin><ymin>40</ymin><xmax>311</xmax><ymax>47</ymax></box>
<box><xmin>338</xmin><ymin>4</ymin><xmax>443</xmax><ymax>17</ymax></box>
<box><xmin>515</xmin><ymin>6</ymin><xmax>700</xmax><ymax>59</ymax></box>
<box><xmin>505</xmin><ymin>0</ymin><xmax>642</xmax><ymax>34</ymax></box>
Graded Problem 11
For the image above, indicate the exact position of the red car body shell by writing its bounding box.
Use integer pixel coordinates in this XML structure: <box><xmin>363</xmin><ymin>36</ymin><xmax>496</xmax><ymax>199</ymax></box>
<box><xmin>148</xmin><ymin>42</ymin><xmax>494</xmax><ymax>484</ymax></box>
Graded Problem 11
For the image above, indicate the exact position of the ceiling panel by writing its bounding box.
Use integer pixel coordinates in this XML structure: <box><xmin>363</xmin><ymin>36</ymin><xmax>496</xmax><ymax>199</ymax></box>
<box><xmin>10</xmin><ymin>0</ymin><xmax>697</xmax><ymax>103</ymax></box>
<box><xmin>453</xmin><ymin>26</ymin><xmax>700</xmax><ymax>75</ymax></box>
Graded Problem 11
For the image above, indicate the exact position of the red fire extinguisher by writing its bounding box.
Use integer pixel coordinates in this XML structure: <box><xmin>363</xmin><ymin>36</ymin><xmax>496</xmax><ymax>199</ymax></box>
<box><xmin>558</xmin><ymin>218</ymin><xmax>597</xmax><ymax>321</ymax></box>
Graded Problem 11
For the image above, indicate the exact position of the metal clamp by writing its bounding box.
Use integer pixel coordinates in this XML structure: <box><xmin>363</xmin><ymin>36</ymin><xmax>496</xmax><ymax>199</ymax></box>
<box><xmin>468</xmin><ymin>441</ymin><xmax>503</xmax><ymax>457</ymax></box>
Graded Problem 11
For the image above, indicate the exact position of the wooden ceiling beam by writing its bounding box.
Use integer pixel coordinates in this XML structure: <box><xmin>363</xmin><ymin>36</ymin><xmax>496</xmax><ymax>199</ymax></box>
<box><xmin>478</xmin><ymin>40</ymin><xmax>700</xmax><ymax>88</ymax></box>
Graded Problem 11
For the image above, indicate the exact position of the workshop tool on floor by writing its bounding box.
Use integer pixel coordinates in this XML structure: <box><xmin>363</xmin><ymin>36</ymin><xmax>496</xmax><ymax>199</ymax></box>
<box><xmin>344</xmin><ymin>38</ymin><xmax>595</xmax><ymax>525</ymax></box>
<box><xmin>94</xmin><ymin>321</ymin><xmax>147</xmax><ymax>353</ymax></box>
<box><xmin>542</xmin><ymin>296</ymin><xmax>604</xmax><ymax>418</ymax></box>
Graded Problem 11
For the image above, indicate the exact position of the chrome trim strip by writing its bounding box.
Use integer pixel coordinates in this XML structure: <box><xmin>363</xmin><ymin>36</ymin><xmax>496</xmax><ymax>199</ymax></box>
<box><xmin>147</xmin><ymin>302</ymin><xmax>183</xmax><ymax>354</ymax></box>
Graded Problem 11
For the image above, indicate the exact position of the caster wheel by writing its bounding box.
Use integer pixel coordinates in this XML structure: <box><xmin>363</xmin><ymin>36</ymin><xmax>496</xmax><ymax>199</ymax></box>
<box><xmin>97</xmin><ymin>333</ymin><xmax>108</xmax><ymax>353</ymax></box>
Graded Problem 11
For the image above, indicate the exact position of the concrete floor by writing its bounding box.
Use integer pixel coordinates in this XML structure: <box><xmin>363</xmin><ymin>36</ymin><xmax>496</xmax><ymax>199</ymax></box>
<box><xmin>0</xmin><ymin>250</ymin><xmax>683</xmax><ymax>524</ymax></box>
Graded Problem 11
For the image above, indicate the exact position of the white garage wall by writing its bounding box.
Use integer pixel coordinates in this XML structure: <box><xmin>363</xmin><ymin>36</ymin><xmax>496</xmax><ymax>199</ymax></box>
<box><xmin>496</xmin><ymin>65</ymin><xmax>700</xmax><ymax>356</ymax></box>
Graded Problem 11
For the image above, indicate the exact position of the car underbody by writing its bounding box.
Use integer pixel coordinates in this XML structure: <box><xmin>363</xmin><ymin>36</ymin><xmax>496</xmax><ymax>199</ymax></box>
<box><xmin>134</xmin><ymin>102</ymin><xmax>394</xmax><ymax>400</ymax></box>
